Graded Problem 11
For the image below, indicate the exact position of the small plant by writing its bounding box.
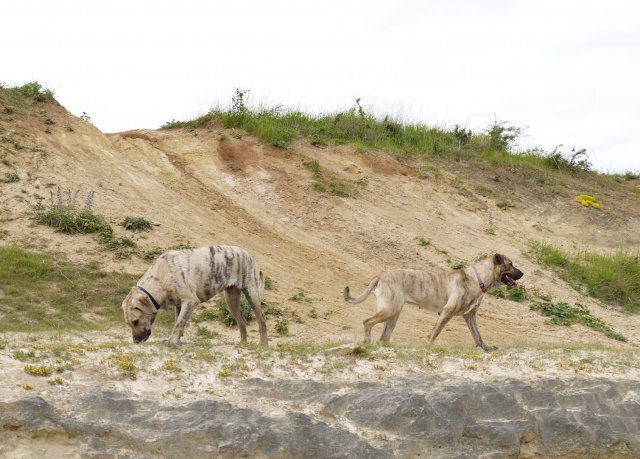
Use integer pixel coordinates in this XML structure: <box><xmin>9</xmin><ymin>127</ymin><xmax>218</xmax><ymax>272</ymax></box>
<box><xmin>24</xmin><ymin>364</ymin><xmax>52</xmax><ymax>377</ymax></box>
<box><xmin>161</xmin><ymin>357</ymin><xmax>181</xmax><ymax>372</ymax></box>
<box><xmin>309</xmin><ymin>307</ymin><xmax>318</xmax><ymax>319</ymax></box>
<box><xmin>451</xmin><ymin>261</ymin><xmax>467</xmax><ymax>270</ymax></box>
<box><xmin>80</xmin><ymin>112</ymin><xmax>92</xmax><ymax>123</ymax></box>
<box><xmin>196</xmin><ymin>325</ymin><xmax>219</xmax><ymax>339</ymax></box>
<box><xmin>32</xmin><ymin>189</ymin><xmax>110</xmax><ymax>235</ymax></box>
<box><xmin>275</xmin><ymin>317</ymin><xmax>289</xmax><ymax>335</ymax></box>
<box><xmin>47</xmin><ymin>377</ymin><xmax>64</xmax><ymax>385</ymax></box>
<box><xmin>5</xmin><ymin>172</ymin><xmax>19</xmax><ymax>183</ymax></box>
<box><xmin>121</xmin><ymin>216</ymin><xmax>154</xmax><ymax>232</ymax></box>
<box><xmin>288</xmin><ymin>291</ymin><xmax>313</xmax><ymax>303</ymax></box>
<box><xmin>484</xmin><ymin>115</ymin><xmax>525</xmax><ymax>151</ymax></box>
<box><xmin>574</xmin><ymin>195</ymin><xmax>601</xmax><ymax>209</ymax></box>
<box><xmin>416</xmin><ymin>237</ymin><xmax>430</xmax><ymax>247</ymax></box>
<box><xmin>218</xmin><ymin>368</ymin><xmax>232</xmax><ymax>377</ymax></box>
<box><xmin>228</xmin><ymin>161</ymin><xmax>241</xmax><ymax>171</ymax></box>
<box><xmin>264</xmin><ymin>276</ymin><xmax>274</xmax><ymax>290</ymax></box>
<box><xmin>142</xmin><ymin>247</ymin><xmax>164</xmax><ymax>260</ymax></box>
<box><xmin>108</xmin><ymin>353</ymin><xmax>138</xmax><ymax>380</ymax></box>
<box><xmin>506</xmin><ymin>285</ymin><xmax>527</xmax><ymax>302</ymax></box>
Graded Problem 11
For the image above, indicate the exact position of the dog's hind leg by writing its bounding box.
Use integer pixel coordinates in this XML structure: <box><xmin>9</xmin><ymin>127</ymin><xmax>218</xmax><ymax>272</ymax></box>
<box><xmin>464</xmin><ymin>311</ymin><xmax>497</xmax><ymax>351</ymax></box>
<box><xmin>379</xmin><ymin>312</ymin><xmax>401</xmax><ymax>342</ymax></box>
<box><xmin>363</xmin><ymin>303</ymin><xmax>398</xmax><ymax>344</ymax></box>
<box><xmin>243</xmin><ymin>287</ymin><xmax>268</xmax><ymax>346</ymax></box>
<box><xmin>224</xmin><ymin>286</ymin><xmax>248</xmax><ymax>343</ymax></box>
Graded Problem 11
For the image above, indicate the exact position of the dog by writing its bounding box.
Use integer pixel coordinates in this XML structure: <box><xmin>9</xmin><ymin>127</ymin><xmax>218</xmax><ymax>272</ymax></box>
<box><xmin>122</xmin><ymin>245</ymin><xmax>268</xmax><ymax>346</ymax></box>
<box><xmin>344</xmin><ymin>253</ymin><xmax>523</xmax><ymax>350</ymax></box>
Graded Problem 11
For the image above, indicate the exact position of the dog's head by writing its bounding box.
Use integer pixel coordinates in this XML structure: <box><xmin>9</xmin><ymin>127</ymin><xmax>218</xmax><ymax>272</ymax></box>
<box><xmin>122</xmin><ymin>287</ymin><xmax>158</xmax><ymax>343</ymax></box>
<box><xmin>492</xmin><ymin>254</ymin><xmax>524</xmax><ymax>287</ymax></box>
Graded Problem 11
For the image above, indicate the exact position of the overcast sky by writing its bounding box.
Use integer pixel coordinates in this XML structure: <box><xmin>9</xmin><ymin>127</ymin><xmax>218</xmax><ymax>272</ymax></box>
<box><xmin>3</xmin><ymin>0</ymin><xmax>639</xmax><ymax>172</ymax></box>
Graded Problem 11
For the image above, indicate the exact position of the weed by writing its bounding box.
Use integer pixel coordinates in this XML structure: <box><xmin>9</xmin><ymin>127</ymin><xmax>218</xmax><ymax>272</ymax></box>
<box><xmin>142</xmin><ymin>247</ymin><xmax>164</xmax><ymax>260</ymax></box>
<box><xmin>530</xmin><ymin>301</ymin><xmax>626</xmax><ymax>341</ymax></box>
<box><xmin>264</xmin><ymin>276</ymin><xmax>274</xmax><ymax>290</ymax></box>
<box><xmin>309</xmin><ymin>307</ymin><xmax>318</xmax><ymax>319</ymax></box>
<box><xmin>107</xmin><ymin>352</ymin><xmax>138</xmax><ymax>380</ymax></box>
<box><xmin>288</xmin><ymin>291</ymin><xmax>312</xmax><ymax>303</ymax></box>
<box><xmin>32</xmin><ymin>189</ymin><xmax>110</xmax><ymax>235</ymax></box>
<box><xmin>196</xmin><ymin>326</ymin><xmax>219</xmax><ymax>339</ymax></box>
<box><xmin>275</xmin><ymin>318</ymin><xmax>289</xmax><ymax>335</ymax></box>
<box><xmin>161</xmin><ymin>357</ymin><xmax>181</xmax><ymax>372</ymax></box>
<box><xmin>121</xmin><ymin>216</ymin><xmax>154</xmax><ymax>232</ymax></box>
<box><xmin>416</xmin><ymin>237</ymin><xmax>430</xmax><ymax>247</ymax></box>
<box><xmin>4</xmin><ymin>172</ymin><xmax>19</xmax><ymax>182</ymax></box>
<box><xmin>24</xmin><ymin>364</ymin><xmax>52</xmax><ymax>377</ymax></box>
<box><xmin>574</xmin><ymin>194</ymin><xmax>601</xmax><ymax>209</ymax></box>
<box><xmin>451</xmin><ymin>261</ymin><xmax>467</xmax><ymax>270</ymax></box>
<box><xmin>217</xmin><ymin>368</ymin><xmax>232</xmax><ymax>377</ymax></box>
<box><xmin>506</xmin><ymin>285</ymin><xmax>527</xmax><ymax>302</ymax></box>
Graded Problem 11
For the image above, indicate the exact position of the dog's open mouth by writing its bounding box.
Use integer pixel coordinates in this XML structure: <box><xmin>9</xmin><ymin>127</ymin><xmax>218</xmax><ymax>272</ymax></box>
<box><xmin>501</xmin><ymin>273</ymin><xmax>518</xmax><ymax>287</ymax></box>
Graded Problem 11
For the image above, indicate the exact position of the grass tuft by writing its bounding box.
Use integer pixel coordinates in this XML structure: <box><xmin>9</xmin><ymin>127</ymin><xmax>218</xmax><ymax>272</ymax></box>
<box><xmin>528</xmin><ymin>241</ymin><xmax>640</xmax><ymax>312</ymax></box>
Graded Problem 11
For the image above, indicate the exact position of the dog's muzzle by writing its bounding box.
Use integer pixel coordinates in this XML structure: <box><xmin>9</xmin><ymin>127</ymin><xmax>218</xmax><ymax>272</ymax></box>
<box><xmin>501</xmin><ymin>268</ymin><xmax>524</xmax><ymax>287</ymax></box>
<box><xmin>133</xmin><ymin>329</ymin><xmax>151</xmax><ymax>343</ymax></box>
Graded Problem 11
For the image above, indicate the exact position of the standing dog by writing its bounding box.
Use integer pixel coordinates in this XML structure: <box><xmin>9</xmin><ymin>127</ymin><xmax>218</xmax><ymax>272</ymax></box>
<box><xmin>122</xmin><ymin>245</ymin><xmax>268</xmax><ymax>346</ymax></box>
<box><xmin>344</xmin><ymin>254</ymin><xmax>523</xmax><ymax>350</ymax></box>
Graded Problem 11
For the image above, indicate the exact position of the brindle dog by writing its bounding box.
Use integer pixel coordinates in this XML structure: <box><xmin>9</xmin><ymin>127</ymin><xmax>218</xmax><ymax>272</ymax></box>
<box><xmin>344</xmin><ymin>254</ymin><xmax>523</xmax><ymax>350</ymax></box>
<box><xmin>122</xmin><ymin>245</ymin><xmax>268</xmax><ymax>346</ymax></box>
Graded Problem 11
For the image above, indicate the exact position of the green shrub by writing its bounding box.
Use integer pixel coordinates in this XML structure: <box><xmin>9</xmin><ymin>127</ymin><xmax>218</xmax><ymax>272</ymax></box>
<box><xmin>32</xmin><ymin>190</ymin><xmax>111</xmax><ymax>235</ymax></box>
<box><xmin>121</xmin><ymin>216</ymin><xmax>153</xmax><ymax>232</ymax></box>
<box><xmin>530</xmin><ymin>301</ymin><xmax>626</xmax><ymax>341</ymax></box>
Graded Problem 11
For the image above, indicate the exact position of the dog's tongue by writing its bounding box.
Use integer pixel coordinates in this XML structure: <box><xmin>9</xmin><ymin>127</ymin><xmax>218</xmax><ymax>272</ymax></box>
<box><xmin>506</xmin><ymin>274</ymin><xmax>517</xmax><ymax>287</ymax></box>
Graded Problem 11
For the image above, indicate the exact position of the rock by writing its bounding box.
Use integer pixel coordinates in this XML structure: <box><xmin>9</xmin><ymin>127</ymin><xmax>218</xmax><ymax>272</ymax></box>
<box><xmin>1</xmin><ymin>377</ymin><xmax>639</xmax><ymax>458</ymax></box>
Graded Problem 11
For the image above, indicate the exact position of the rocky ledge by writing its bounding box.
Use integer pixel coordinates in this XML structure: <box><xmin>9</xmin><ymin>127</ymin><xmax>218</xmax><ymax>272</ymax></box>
<box><xmin>1</xmin><ymin>376</ymin><xmax>639</xmax><ymax>458</ymax></box>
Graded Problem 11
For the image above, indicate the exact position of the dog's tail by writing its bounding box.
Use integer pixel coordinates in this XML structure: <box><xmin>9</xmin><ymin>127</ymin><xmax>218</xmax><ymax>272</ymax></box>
<box><xmin>344</xmin><ymin>277</ymin><xmax>379</xmax><ymax>304</ymax></box>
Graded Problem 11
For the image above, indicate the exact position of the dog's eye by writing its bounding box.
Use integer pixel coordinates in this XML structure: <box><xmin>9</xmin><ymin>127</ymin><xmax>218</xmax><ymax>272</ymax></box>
<box><xmin>132</xmin><ymin>320</ymin><xmax>139</xmax><ymax>327</ymax></box>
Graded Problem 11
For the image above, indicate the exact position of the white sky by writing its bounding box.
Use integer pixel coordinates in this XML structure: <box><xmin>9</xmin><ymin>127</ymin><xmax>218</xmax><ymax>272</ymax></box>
<box><xmin>2</xmin><ymin>0</ymin><xmax>639</xmax><ymax>172</ymax></box>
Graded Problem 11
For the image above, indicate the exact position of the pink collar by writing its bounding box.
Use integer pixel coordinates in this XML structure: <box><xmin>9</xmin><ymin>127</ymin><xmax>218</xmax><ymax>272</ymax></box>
<box><xmin>472</xmin><ymin>267</ymin><xmax>487</xmax><ymax>293</ymax></box>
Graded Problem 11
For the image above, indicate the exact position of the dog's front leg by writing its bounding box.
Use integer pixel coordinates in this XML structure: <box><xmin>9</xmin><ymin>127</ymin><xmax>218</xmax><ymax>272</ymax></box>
<box><xmin>463</xmin><ymin>311</ymin><xmax>497</xmax><ymax>351</ymax></box>
<box><xmin>168</xmin><ymin>299</ymin><xmax>199</xmax><ymax>346</ymax></box>
<box><xmin>427</xmin><ymin>304</ymin><xmax>456</xmax><ymax>345</ymax></box>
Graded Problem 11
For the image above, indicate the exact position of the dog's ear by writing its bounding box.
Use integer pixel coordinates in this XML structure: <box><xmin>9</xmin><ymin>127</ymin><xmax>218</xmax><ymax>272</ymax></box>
<box><xmin>493</xmin><ymin>253</ymin><xmax>505</xmax><ymax>266</ymax></box>
<box><xmin>136</xmin><ymin>291</ymin><xmax>155</xmax><ymax>312</ymax></box>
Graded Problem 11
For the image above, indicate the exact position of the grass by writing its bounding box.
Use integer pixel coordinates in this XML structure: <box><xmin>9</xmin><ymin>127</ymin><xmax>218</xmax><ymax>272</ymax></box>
<box><xmin>0</xmin><ymin>244</ymin><xmax>137</xmax><ymax>333</ymax></box>
<box><xmin>528</xmin><ymin>241</ymin><xmax>640</xmax><ymax>312</ymax></box>
<box><xmin>530</xmin><ymin>301</ymin><xmax>627</xmax><ymax>342</ymax></box>
<box><xmin>158</xmin><ymin>89</ymin><xmax>606</xmax><ymax>178</ymax></box>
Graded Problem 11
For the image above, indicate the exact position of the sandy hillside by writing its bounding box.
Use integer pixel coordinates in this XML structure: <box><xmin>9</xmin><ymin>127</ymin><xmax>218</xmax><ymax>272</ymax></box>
<box><xmin>1</xmin><ymin>96</ymin><xmax>640</xmax><ymax>353</ymax></box>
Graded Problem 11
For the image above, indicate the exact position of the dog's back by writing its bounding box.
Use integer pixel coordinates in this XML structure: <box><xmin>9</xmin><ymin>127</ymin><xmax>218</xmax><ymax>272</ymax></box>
<box><xmin>145</xmin><ymin>245</ymin><xmax>262</xmax><ymax>303</ymax></box>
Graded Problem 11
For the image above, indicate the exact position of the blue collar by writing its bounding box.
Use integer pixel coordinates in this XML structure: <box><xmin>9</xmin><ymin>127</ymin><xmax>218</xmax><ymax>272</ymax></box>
<box><xmin>136</xmin><ymin>286</ymin><xmax>161</xmax><ymax>312</ymax></box>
